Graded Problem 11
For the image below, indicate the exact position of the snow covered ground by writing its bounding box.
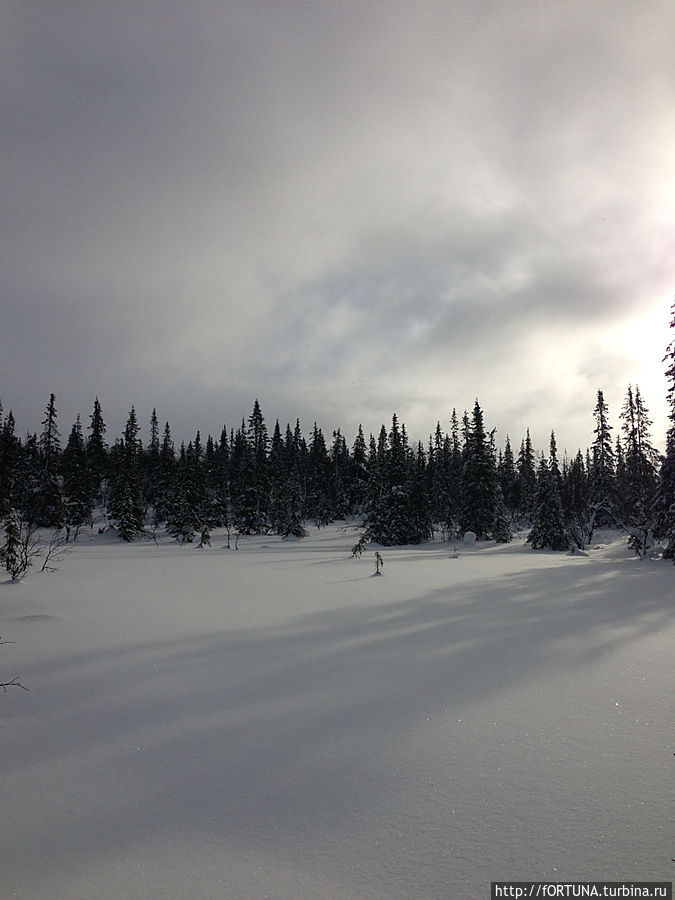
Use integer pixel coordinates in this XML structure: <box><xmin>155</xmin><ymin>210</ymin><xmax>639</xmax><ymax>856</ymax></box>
<box><xmin>1</xmin><ymin>525</ymin><xmax>673</xmax><ymax>899</ymax></box>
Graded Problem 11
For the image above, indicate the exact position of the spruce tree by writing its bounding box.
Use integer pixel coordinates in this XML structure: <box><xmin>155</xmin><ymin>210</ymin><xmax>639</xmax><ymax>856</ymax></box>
<box><xmin>2</xmin><ymin>508</ymin><xmax>26</xmax><ymax>580</ymax></box>
<box><xmin>409</xmin><ymin>441</ymin><xmax>434</xmax><ymax>543</ymax></box>
<box><xmin>619</xmin><ymin>385</ymin><xmax>660</xmax><ymax>556</ymax></box>
<box><xmin>164</xmin><ymin>437</ymin><xmax>217</xmax><ymax>546</ymax></box>
<box><xmin>348</xmin><ymin>424</ymin><xmax>368</xmax><ymax>512</ymax></box>
<box><xmin>329</xmin><ymin>428</ymin><xmax>351</xmax><ymax>520</ymax></box>
<box><xmin>498</xmin><ymin>435</ymin><xmax>518</xmax><ymax>517</ymax></box>
<box><xmin>528</xmin><ymin>455</ymin><xmax>568</xmax><ymax>551</ymax></box>
<box><xmin>614</xmin><ymin>436</ymin><xmax>628</xmax><ymax>519</ymax></box>
<box><xmin>152</xmin><ymin>422</ymin><xmax>176</xmax><ymax>524</ymax></box>
<box><xmin>562</xmin><ymin>449</ymin><xmax>594</xmax><ymax>549</ymax></box>
<box><xmin>549</xmin><ymin>431</ymin><xmax>562</xmax><ymax>492</ymax></box>
<box><xmin>14</xmin><ymin>435</ymin><xmax>40</xmax><ymax>525</ymax></box>
<box><xmin>590</xmin><ymin>390</ymin><xmax>616</xmax><ymax>527</ymax></box>
<box><xmin>654</xmin><ymin>434</ymin><xmax>675</xmax><ymax>560</ymax></box>
<box><xmin>0</xmin><ymin>409</ymin><xmax>20</xmax><ymax>517</ymax></box>
<box><xmin>363</xmin><ymin>429</ymin><xmax>383</xmax><ymax>541</ymax></box>
<box><xmin>430</xmin><ymin>422</ymin><xmax>451</xmax><ymax>535</ymax></box>
<box><xmin>269</xmin><ymin>424</ymin><xmax>305</xmax><ymax>539</ymax></box>
<box><xmin>40</xmin><ymin>394</ymin><xmax>60</xmax><ymax>466</ymax></box>
<box><xmin>143</xmin><ymin>408</ymin><xmax>162</xmax><ymax>515</ymax></box>
<box><xmin>291</xmin><ymin>419</ymin><xmax>308</xmax><ymax>504</ymax></box>
<box><xmin>459</xmin><ymin>400</ymin><xmax>497</xmax><ymax>539</ymax></box>
<box><xmin>108</xmin><ymin>407</ymin><xmax>145</xmax><ymax>541</ymax></box>
<box><xmin>191</xmin><ymin>433</ymin><xmax>220</xmax><ymax>546</ymax></box>
<box><xmin>212</xmin><ymin>425</ymin><xmax>231</xmax><ymax>521</ymax></box>
<box><xmin>62</xmin><ymin>416</ymin><xmax>94</xmax><ymax>539</ymax></box>
<box><xmin>447</xmin><ymin>409</ymin><xmax>463</xmax><ymax>531</ymax></box>
<box><xmin>364</xmin><ymin>415</ymin><xmax>423</xmax><ymax>545</ymax></box>
<box><xmin>204</xmin><ymin>433</ymin><xmax>217</xmax><ymax>494</ymax></box>
<box><xmin>568</xmin><ymin>450</ymin><xmax>590</xmax><ymax>518</ymax></box>
<box><xmin>246</xmin><ymin>400</ymin><xmax>269</xmax><ymax>532</ymax></box>
<box><xmin>280</xmin><ymin>476</ymin><xmax>306</xmax><ymax>538</ymax></box>
<box><xmin>165</xmin><ymin>457</ymin><xmax>196</xmax><ymax>544</ymax></box>
<box><xmin>267</xmin><ymin>420</ymin><xmax>287</xmax><ymax>535</ymax></box>
<box><xmin>385</xmin><ymin>418</ymin><xmax>415</xmax><ymax>544</ymax></box>
<box><xmin>654</xmin><ymin>300</ymin><xmax>675</xmax><ymax>558</ymax></box>
<box><xmin>33</xmin><ymin>394</ymin><xmax>66</xmax><ymax>528</ymax></box>
<box><xmin>272</xmin><ymin>422</ymin><xmax>306</xmax><ymax>538</ymax></box>
<box><xmin>305</xmin><ymin>423</ymin><xmax>332</xmax><ymax>526</ymax></box>
<box><xmin>365</xmin><ymin>417</ymin><xmax>401</xmax><ymax>544</ymax></box>
<box><xmin>516</xmin><ymin>429</ymin><xmax>536</xmax><ymax>521</ymax></box>
<box><xmin>492</xmin><ymin>484</ymin><xmax>512</xmax><ymax>543</ymax></box>
<box><xmin>86</xmin><ymin>397</ymin><xmax>108</xmax><ymax>505</ymax></box>
<box><xmin>230</xmin><ymin>422</ymin><xmax>259</xmax><ymax>534</ymax></box>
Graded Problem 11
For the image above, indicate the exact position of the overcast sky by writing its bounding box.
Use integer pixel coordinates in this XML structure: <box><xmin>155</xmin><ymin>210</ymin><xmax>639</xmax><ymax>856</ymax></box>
<box><xmin>2</xmin><ymin>0</ymin><xmax>674</xmax><ymax>457</ymax></box>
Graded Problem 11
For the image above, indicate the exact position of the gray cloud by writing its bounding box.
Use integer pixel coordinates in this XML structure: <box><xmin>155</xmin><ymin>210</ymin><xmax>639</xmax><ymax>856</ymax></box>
<box><xmin>1</xmin><ymin>0</ymin><xmax>673</xmax><ymax>452</ymax></box>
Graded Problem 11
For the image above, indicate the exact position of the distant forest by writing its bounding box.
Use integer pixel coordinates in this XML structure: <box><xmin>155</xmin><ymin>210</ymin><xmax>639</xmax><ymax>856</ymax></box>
<box><xmin>2</xmin><ymin>305</ymin><xmax>675</xmax><ymax>566</ymax></box>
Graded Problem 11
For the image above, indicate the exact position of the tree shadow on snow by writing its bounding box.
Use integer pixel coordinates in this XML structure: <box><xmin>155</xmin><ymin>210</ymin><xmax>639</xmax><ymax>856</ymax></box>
<box><xmin>1</xmin><ymin>551</ymin><xmax>673</xmax><ymax>894</ymax></box>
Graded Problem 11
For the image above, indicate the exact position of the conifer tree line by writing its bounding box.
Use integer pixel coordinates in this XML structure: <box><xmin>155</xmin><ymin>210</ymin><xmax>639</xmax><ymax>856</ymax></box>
<box><xmin>2</xmin><ymin>303</ymin><xmax>675</xmax><ymax>560</ymax></box>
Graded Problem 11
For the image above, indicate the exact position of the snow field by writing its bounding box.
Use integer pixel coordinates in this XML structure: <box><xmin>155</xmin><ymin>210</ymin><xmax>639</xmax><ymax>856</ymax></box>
<box><xmin>1</xmin><ymin>526</ymin><xmax>673</xmax><ymax>899</ymax></box>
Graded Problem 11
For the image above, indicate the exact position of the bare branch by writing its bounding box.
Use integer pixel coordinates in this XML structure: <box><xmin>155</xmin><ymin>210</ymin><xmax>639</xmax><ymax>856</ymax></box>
<box><xmin>0</xmin><ymin>636</ymin><xmax>29</xmax><ymax>692</ymax></box>
<box><xmin>1</xmin><ymin>675</ymin><xmax>29</xmax><ymax>693</ymax></box>
<box><xmin>40</xmin><ymin>528</ymin><xmax>70</xmax><ymax>573</ymax></box>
